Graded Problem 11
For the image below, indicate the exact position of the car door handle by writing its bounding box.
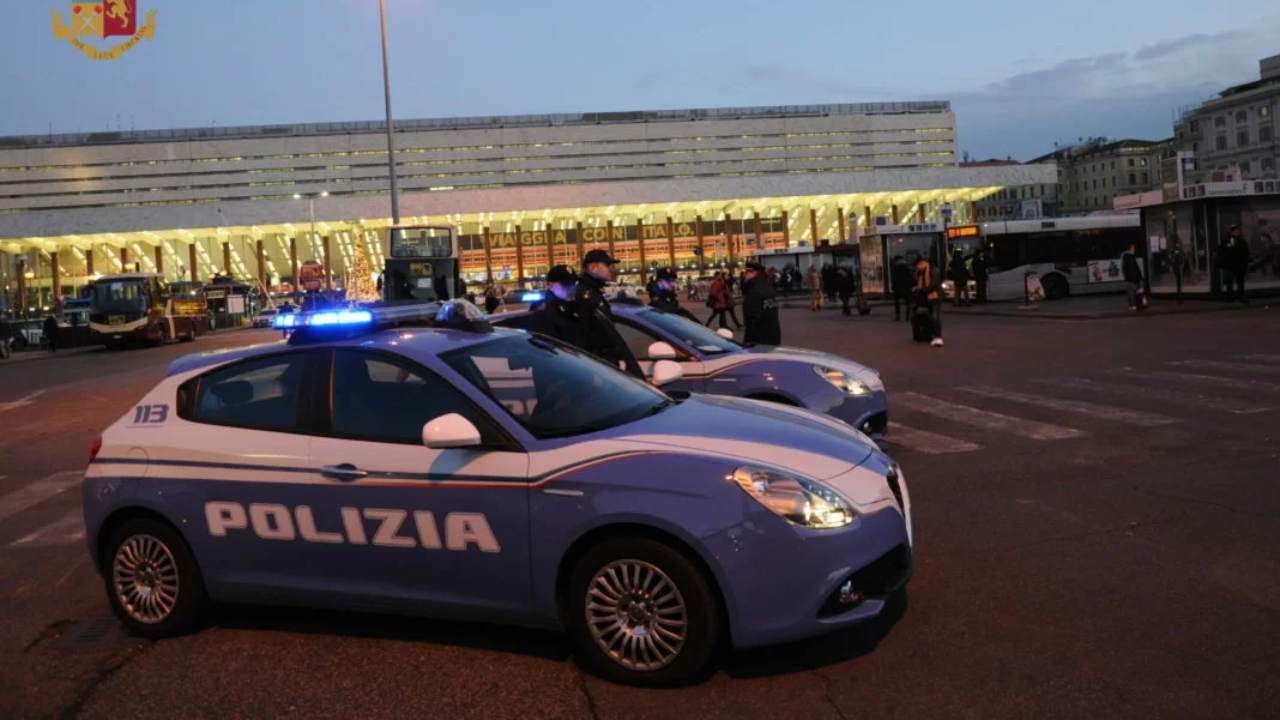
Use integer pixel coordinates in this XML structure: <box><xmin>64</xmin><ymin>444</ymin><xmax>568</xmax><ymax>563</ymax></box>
<box><xmin>321</xmin><ymin>464</ymin><xmax>368</xmax><ymax>481</ymax></box>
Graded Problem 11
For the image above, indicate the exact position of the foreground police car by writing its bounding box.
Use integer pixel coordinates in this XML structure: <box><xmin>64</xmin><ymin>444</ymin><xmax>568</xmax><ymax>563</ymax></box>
<box><xmin>84</xmin><ymin>302</ymin><xmax>912</xmax><ymax>684</ymax></box>
<box><xmin>496</xmin><ymin>302</ymin><xmax>890</xmax><ymax>440</ymax></box>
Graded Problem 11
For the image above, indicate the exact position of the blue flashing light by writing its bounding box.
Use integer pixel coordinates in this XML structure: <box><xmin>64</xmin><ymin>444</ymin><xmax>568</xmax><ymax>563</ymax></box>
<box><xmin>521</xmin><ymin>291</ymin><xmax>546</xmax><ymax>303</ymax></box>
<box><xmin>310</xmin><ymin>310</ymin><xmax>374</xmax><ymax>327</ymax></box>
<box><xmin>272</xmin><ymin>309</ymin><xmax>372</xmax><ymax>329</ymax></box>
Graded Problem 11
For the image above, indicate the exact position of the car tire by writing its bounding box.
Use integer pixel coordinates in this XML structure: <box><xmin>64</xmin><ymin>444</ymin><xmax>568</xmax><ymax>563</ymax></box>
<box><xmin>568</xmin><ymin>536</ymin><xmax>721</xmax><ymax>686</ymax></box>
<box><xmin>1041</xmin><ymin>273</ymin><xmax>1069</xmax><ymax>300</ymax></box>
<box><xmin>103</xmin><ymin>518</ymin><xmax>208</xmax><ymax>639</ymax></box>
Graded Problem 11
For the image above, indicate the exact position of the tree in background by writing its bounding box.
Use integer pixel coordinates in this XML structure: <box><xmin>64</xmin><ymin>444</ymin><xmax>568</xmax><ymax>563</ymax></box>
<box><xmin>346</xmin><ymin>245</ymin><xmax>381</xmax><ymax>303</ymax></box>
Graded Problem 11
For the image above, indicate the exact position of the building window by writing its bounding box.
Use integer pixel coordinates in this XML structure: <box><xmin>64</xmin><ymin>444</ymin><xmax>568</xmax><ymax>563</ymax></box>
<box><xmin>1237</xmin><ymin>130</ymin><xmax>1249</xmax><ymax>147</ymax></box>
<box><xmin>1140</xmin><ymin>158</ymin><xmax>1148</xmax><ymax>167</ymax></box>
<box><xmin>1260</xmin><ymin>106</ymin><xmax>1271</xmax><ymax>118</ymax></box>
<box><xmin>1241</xmin><ymin>161</ymin><xmax>1251</xmax><ymax>175</ymax></box>
<box><xmin>1236</xmin><ymin>110</ymin><xmax>1248</xmax><ymax>123</ymax></box>
<box><xmin>1190</xmin><ymin>120</ymin><xmax>1200</xmax><ymax>132</ymax></box>
<box><xmin>1216</xmin><ymin>135</ymin><xmax>1228</xmax><ymax>151</ymax></box>
<box><xmin>1215</xmin><ymin>116</ymin><xmax>1226</xmax><ymax>128</ymax></box>
<box><xmin>1111</xmin><ymin>160</ymin><xmax>1116</xmax><ymax>170</ymax></box>
<box><xmin>1142</xmin><ymin>172</ymin><xmax>1149</xmax><ymax>184</ymax></box>
<box><xmin>1262</xmin><ymin>125</ymin><xmax>1274</xmax><ymax>142</ymax></box>
<box><xmin>1263</xmin><ymin>158</ymin><xmax>1275</xmax><ymax>172</ymax></box>
<box><xmin>1128</xmin><ymin>158</ymin><xmax>1135</xmax><ymax>167</ymax></box>
<box><xmin>1128</xmin><ymin>173</ymin><xmax>1136</xmax><ymax>185</ymax></box>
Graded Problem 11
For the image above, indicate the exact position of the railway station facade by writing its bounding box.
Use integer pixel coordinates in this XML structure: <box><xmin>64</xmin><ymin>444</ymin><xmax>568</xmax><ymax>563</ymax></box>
<box><xmin>0</xmin><ymin>102</ymin><xmax>1054</xmax><ymax>313</ymax></box>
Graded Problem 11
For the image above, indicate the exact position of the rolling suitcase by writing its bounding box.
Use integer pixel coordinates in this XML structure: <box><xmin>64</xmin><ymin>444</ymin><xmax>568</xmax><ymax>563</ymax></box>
<box><xmin>911</xmin><ymin>307</ymin><xmax>934</xmax><ymax>343</ymax></box>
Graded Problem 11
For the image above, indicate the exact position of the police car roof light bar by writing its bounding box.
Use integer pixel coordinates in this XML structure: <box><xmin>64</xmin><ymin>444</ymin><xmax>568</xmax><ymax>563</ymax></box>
<box><xmin>278</xmin><ymin>300</ymin><xmax>492</xmax><ymax>343</ymax></box>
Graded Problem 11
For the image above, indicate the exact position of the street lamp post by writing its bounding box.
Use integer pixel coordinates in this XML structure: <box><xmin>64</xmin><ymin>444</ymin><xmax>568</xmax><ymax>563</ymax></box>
<box><xmin>377</xmin><ymin>0</ymin><xmax>401</xmax><ymax>227</ymax></box>
<box><xmin>294</xmin><ymin>191</ymin><xmax>329</xmax><ymax>288</ymax></box>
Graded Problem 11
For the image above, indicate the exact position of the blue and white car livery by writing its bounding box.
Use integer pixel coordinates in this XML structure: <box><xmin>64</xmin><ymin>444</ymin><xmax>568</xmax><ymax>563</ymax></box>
<box><xmin>83</xmin><ymin>303</ymin><xmax>912</xmax><ymax>684</ymax></box>
<box><xmin>495</xmin><ymin>303</ymin><xmax>890</xmax><ymax>440</ymax></box>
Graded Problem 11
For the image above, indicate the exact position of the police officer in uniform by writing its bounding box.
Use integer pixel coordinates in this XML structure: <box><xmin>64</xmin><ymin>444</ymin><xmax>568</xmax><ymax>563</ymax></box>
<box><xmin>648</xmin><ymin>268</ymin><xmax>699</xmax><ymax>322</ymax></box>
<box><xmin>531</xmin><ymin>264</ymin><xmax>583</xmax><ymax>347</ymax></box>
<box><xmin>742</xmin><ymin>262</ymin><xmax>781</xmax><ymax>345</ymax></box>
<box><xmin>576</xmin><ymin>249</ymin><xmax>643</xmax><ymax>377</ymax></box>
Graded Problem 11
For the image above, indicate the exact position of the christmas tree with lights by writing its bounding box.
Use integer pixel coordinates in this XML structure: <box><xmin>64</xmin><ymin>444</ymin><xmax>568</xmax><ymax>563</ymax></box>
<box><xmin>346</xmin><ymin>243</ymin><xmax>381</xmax><ymax>303</ymax></box>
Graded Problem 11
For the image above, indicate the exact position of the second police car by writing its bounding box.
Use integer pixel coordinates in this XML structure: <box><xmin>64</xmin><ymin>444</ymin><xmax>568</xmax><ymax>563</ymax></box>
<box><xmin>495</xmin><ymin>300</ymin><xmax>890</xmax><ymax>440</ymax></box>
<box><xmin>83</xmin><ymin>301</ymin><xmax>912</xmax><ymax>684</ymax></box>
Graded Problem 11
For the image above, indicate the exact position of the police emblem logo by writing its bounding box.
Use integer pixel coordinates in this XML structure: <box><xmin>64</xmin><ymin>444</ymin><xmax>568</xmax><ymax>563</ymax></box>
<box><xmin>51</xmin><ymin>0</ymin><xmax>157</xmax><ymax>60</ymax></box>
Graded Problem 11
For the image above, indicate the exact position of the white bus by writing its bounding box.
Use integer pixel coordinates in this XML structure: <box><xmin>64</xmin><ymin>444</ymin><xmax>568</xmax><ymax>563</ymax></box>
<box><xmin>974</xmin><ymin>215</ymin><xmax>1144</xmax><ymax>301</ymax></box>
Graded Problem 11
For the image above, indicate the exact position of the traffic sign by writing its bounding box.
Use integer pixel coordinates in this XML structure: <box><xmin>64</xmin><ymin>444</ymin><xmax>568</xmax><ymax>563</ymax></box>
<box><xmin>298</xmin><ymin>261</ymin><xmax>324</xmax><ymax>292</ymax></box>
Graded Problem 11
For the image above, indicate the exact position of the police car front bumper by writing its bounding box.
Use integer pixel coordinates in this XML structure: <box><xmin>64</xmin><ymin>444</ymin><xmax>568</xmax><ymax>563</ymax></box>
<box><xmin>826</xmin><ymin>389</ymin><xmax>889</xmax><ymax>441</ymax></box>
<box><xmin>705</xmin><ymin>501</ymin><xmax>911</xmax><ymax>649</ymax></box>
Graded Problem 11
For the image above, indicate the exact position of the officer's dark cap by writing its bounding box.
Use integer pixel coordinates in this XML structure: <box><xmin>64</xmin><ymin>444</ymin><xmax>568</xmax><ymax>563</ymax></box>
<box><xmin>546</xmin><ymin>264</ymin><xmax>577</xmax><ymax>285</ymax></box>
<box><xmin>583</xmin><ymin>249</ymin><xmax>620</xmax><ymax>266</ymax></box>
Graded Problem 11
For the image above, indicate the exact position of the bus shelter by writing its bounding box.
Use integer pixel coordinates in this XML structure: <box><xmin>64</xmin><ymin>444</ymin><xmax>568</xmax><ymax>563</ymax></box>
<box><xmin>204</xmin><ymin>276</ymin><xmax>254</xmax><ymax>328</ymax></box>
<box><xmin>856</xmin><ymin>223</ymin><xmax>945</xmax><ymax>297</ymax></box>
<box><xmin>1138</xmin><ymin>187</ymin><xmax>1280</xmax><ymax>298</ymax></box>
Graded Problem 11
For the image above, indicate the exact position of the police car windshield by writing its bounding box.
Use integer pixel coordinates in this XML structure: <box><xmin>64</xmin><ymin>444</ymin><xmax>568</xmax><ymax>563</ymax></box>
<box><xmin>638</xmin><ymin>309</ymin><xmax>741</xmax><ymax>354</ymax></box>
<box><xmin>441</xmin><ymin>334</ymin><xmax>672</xmax><ymax>439</ymax></box>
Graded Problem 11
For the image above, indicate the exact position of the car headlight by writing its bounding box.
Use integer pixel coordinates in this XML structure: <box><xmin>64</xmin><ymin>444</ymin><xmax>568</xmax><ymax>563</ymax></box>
<box><xmin>731</xmin><ymin>466</ymin><xmax>855</xmax><ymax>529</ymax></box>
<box><xmin>814</xmin><ymin>365</ymin><xmax>873</xmax><ymax>396</ymax></box>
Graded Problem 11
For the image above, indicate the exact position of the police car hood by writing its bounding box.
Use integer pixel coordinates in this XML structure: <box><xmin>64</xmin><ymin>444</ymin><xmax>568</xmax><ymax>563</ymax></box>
<box><xmin>621</xmin><ymin>394</ymin><xmax>876</xmax><ymax>479</ymax></box>
<box><xmin>737</xmin><ymin>345</ymin><xmax>882</xmax><ymax>387</ymax></box>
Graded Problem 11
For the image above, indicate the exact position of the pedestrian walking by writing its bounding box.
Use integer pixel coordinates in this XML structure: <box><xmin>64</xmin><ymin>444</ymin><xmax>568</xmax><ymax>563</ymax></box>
<box><xmin>742</xmin><ymin>262</ymin><xmax>781</xmax><ymax>345</ymax></box>
<box><xmin>704</xmin><ymin>272</ymin><xmax>740</xmax><ymax>330</ymax></box>
<box><xmin>483</xmin><ymin>285</ymin><xmax>501</xmax><ymax>314</ymax></box>
<box><xmin>0</xmin><ymin>319</ymin><xmax>11</xmax><ymax>359</ymax></box>
<box><xmin>433</xmin><ymin>274</ymin><xmax>450</xmax><ymax>302</ymax></box>
<box><xmin>950</xmin><ymin>249</ymin><xmax>971</xmax><ymax>306</ymax></box>
<box><xmin>890</xmin><ymin>255</ymin><xmax>914</xmax><ymax>321</ymax></box>
<box><xmin>807</xmin><ymin>264</ymin><xmax>823</xmax><ymax>311</ymax></box>
<box><xmin>1122</xmin><ymin>242</ymin><xmax>1146</xmax><ymax>311</ymax></box>
<box><xmin>1219</xmin><ymin>225</ymin><xmax>1250</xmax><ymax>303</ymax></box>
<box><xmin>912</xmin><ymin>257</ymin><xmax>944</xmax><ymax>347</ymax></box>
<box><xmin>42</xmin><ymin>314</ymin><xmax>59</xmax><ymax>353</ymax></box>
<box><xmin>971</xmin><ymin>246</ymin><xmax>989</xmax><ymax>304</ymax></box>
<box><xmin>836</xmin><ymin>267</ymin><xmax>855</xmax><ymax>316</ymax></box>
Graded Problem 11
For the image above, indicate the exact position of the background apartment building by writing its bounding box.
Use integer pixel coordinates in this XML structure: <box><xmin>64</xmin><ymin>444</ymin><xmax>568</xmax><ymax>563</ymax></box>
<box><xmin>1173</xmin><ymin>54</ymin><xmax>1280</xmax><ymax>183</ymax></box>
<box><xmin>1032</xmin><ymin>138</ymin><xmax>1165</xmax><ymax>214</ymax></box>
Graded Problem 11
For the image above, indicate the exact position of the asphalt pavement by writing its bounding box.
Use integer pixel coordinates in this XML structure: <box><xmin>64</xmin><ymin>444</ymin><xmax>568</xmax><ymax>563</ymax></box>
<box><xmin>2</xmin><ymin>307</ymin><xmax>1279</xmax><ymax>719</ymax></box>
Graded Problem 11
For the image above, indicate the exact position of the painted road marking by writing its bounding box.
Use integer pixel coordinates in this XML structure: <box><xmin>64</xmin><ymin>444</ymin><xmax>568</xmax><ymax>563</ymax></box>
<box><xmin>7</xmin><ymin>510</ymin><xmax>85</xmax><ymax>549</ymax></box>
<box><xmin>0</xmin><ymin>471</ymin><xmax>82</xmax><ymax>525</ymax></box>
<box><xmin>1168</xmin><ymin>360</ymin><xmax>1280</xmax><ymax>377</ymax></box>
<box><xmin>959</xmin><ymin>386</ymin><xmax>1179</xmax><ymax>426</ymax></box>
<box><xmin>1136</xmin><ymin>370</ymin><xmax>1280</xmax><ymax>395</ymax></box>
<box><xmin>882</xmin><ymin>422</ymin><xmax>981</xmax><ymax>455</ymax></box>
<box><xmin>0</xmin><ymin>390</ymin><xmax>46</xmax><ymax>414</ymax></box>
<box><xmin>1037</xmin><ymin>377</ymin><xmax>1270</xmax><ymax>415</ymax></box>
<box><xmin>896</xmin><ymin>392</ymin><xmax>1085</xmax><ymax>441</ymax></box>
<box><xmin>1240</xmin><ymin>354</ymin><xmax>1280</xmax><ymax>365</ymax></box>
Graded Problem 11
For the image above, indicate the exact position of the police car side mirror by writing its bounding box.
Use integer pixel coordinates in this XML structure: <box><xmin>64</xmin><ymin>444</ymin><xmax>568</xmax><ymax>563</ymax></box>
<box><xmin>423</xmin><ymin>413</ymin><xmax>482</xmax><ymax>449</ymax></box>
<box><xmin>651</xmin><ymin>360</ymin><xmax>684</xmax><ymax>387</ymax></box>
<box><xmin>647</xmin><ymin>341</ymin><xmax>678</xmax><ymax>360</ymax></box>
<box><xmin>715</xmin><ymin>328</ymin><xmax>734</xmax><ymax>339</ymax></box>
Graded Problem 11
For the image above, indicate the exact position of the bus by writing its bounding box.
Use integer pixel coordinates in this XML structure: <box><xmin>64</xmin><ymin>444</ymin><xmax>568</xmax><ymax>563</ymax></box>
<box><xmin>956</xmin><ymin>215</ymin><xmax>1144</xmax><ymax>301</ymax></box>
<box><xmin>88</xmin><ymin>273</ymin><xmax>207</xmax><ymax>348</ymax></box>
<box><xmin>383</xmin><ymin>225</ymin><xmax>461</xmax><ymax>302</ymax></box>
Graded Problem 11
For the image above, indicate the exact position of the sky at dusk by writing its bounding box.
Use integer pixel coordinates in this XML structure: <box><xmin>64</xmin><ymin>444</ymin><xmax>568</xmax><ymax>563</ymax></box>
<box><xmin>3</xmin><ymin>0</ymin><xmax>1280</xmax><ymax>160</ymax></box>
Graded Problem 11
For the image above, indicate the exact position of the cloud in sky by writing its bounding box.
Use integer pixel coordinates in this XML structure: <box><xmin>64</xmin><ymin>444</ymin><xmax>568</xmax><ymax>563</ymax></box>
<box><xmin>953</xmin><ymin>21</ymin><xmax>1280</xmax><ymax>158</ymax></box>
<box><xmin>656</xmin><ymin>20</ymin><xmax>1280</xmax><ymax>160</ymax></box>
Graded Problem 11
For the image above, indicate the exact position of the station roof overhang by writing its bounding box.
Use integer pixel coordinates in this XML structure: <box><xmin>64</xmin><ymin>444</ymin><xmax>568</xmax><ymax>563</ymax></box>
<box><xmin>0</xmin><ymin>164</ymin><xmax>1055</xmax><ymax>254</ymax></box>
